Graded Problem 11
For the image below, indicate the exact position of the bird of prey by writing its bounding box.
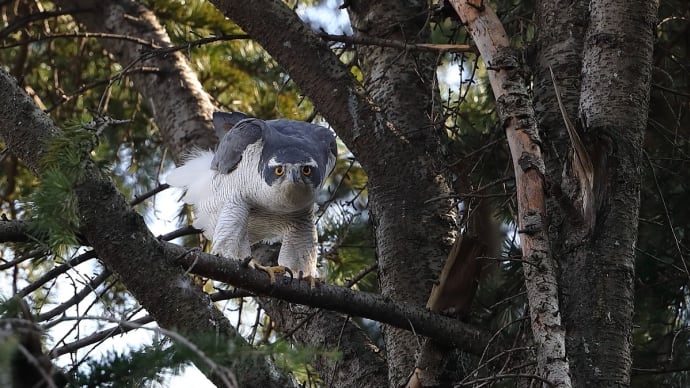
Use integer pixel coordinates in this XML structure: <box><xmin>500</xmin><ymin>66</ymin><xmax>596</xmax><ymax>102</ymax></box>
<box><xmin>166</xmin><ymin>112</ymin><xmax>337</xmax><ymax>283</ymax></box>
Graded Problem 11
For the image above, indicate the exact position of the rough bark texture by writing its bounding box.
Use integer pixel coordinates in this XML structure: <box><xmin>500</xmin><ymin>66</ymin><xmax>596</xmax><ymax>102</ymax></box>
<box><xmin>346</xmin><ymin>1</ymin><xmax>454</xmax><ymax>386</ymax></box>
<box><xmin>559</xmin><ymin>0</ymin><xmax>658</xmax><ymax>386</ymax></box>
<box><xmin>208</xmin><ymin>1</ymin><xmax>457</xmax><ymax>386</ymax></box>
<box><xmin>53</xmin><ymin>0</ymin><xmax>217</xmax><ymax>157</ymax></box>
<box><xmin>0</xmin><ymin>68</ymin><xmax>294</xmax><ymax>388</ymax></box>
<box><xmin>532</xmin><ymin>0</ymin><xmax>588</xmax><ymax>177</ymax></box>
<box><xmin>532</xmin><ymin>0</ymin><xmax>659</xmax><ymax>385</ymax></box>
<box><xmin>449</xmin><ymin>1</ymin><xmax>571</xmax><ymax>386</ymax></box>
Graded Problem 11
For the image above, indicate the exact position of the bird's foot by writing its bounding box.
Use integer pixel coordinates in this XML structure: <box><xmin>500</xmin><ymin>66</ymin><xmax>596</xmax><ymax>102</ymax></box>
<box><xmin>297</xmin><ymin>273</ymin><xmax>321</xmax><ymax>289</ymax></box>
<box><xmin>248</xmin><ymin>259</ymin><xmax>293</xmax><ymax>284</ymax></box>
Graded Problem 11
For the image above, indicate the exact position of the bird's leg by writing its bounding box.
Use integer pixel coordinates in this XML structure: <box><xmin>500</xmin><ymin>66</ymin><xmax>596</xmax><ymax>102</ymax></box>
<box><xmin>212</xmin><ymin>200</ymin><xmax>251</xmax><ymax>259</ymax></box>
<box><xmin>279</xmin><ymin>220</ymin><xmax>320</xmax><ymax>287</ymax></box>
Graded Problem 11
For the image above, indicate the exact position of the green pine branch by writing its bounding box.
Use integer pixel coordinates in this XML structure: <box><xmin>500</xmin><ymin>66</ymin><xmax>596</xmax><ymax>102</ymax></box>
<box><xmin>29</xmin><ymin>122</ymin><xmax>99</xmax><ymax>253</ymax></box>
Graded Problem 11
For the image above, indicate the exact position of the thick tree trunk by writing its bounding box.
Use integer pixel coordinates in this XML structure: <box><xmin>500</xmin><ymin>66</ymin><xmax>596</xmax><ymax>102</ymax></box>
<box><xmin>346</xmin><ymin>1</ymin><xmax>454</xmax><ymax>386</ymax></box>
<box><xmin>533</xmin><ymin>0</ymin><xmax>658</xmax><ymax>385</ymax></box>
<box><xmin>558</xmin><ymin>1</ymin><xmax>658</xmax><ymax>385</ymax></box>
<box><xmin>532</xmin><ymin>0</ymin><xmax>587</xmax><ymax>180</ymax></box>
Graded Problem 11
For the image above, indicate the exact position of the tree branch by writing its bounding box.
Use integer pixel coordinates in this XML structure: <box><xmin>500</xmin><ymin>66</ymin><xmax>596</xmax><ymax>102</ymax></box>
<box><xmin>167</xmin><ymin>243</ymin><xmax>490</xmax><ymax>355</ymax></box>
<box><xmin>0</xmin><ymin>219</ymin><xmax>33</xmax><ymax>243</ymax></box>
<box><xmin>318</xmin><ymin>32</ymin><xmax>476</xmax><ymax>54</ymax></box>
<box><xmin>449</xmin><ymin>1</ymin><xmax>571</xmax><ymax>386</ymax></box>
<box><xmin>50</xmin><ymin>315</ymin><xmax>154</xmax><ymax>358</ymax></box>
<box><xmin>36</xmin><ymin>270</ymin><xmax>112</xmax><ymax>322</ymax></box>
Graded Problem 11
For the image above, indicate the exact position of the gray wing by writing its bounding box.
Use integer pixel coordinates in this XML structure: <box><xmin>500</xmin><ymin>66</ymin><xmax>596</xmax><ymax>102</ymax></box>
<box><xmin>211</xmin><ymin>116</ymin><xmax>264</xmax><ymax>174</ymax></box>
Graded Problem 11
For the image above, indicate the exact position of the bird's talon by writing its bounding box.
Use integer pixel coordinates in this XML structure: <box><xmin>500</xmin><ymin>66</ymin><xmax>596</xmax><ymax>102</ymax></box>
<box><xmin>249</xmin><ymin>259</ymin><xmax>288</xmax><ymax>284</ymax></box>
<box><xmin>300</xmin><ymin>274</ymin><xmax>320</xmax><ymax>289</ymax></box>
<box><xmin>240</xmin><ymin>256</ymin><xmax>253</xmax><ymax>268</ymax></box>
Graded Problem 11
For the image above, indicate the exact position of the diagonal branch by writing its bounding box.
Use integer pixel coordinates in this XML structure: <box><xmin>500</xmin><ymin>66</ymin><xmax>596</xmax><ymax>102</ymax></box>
<box><xmin>318</xmin><ymin>32</ymin><xmax>476</xmax><ymax>54</ymax></box>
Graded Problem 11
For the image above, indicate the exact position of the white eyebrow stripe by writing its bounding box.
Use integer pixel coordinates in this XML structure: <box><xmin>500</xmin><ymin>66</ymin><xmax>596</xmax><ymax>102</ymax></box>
<box><xmin>267</xmin><ymin>157</ymin><xmax>317</xmax><ymax>167</ymax></box>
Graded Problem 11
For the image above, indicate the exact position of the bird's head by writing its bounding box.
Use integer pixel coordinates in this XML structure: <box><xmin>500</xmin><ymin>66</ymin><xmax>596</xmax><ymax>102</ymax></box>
<box><xmin>262</xmin><ymin>151</ymin><xmax>323</xmax><ymax>210</ymax></box>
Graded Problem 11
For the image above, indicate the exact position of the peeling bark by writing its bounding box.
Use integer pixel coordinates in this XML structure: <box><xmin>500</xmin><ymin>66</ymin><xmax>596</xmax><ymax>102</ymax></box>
<box><xmin>449</xmin><ymin>1</ymin><xmax>571</xmax><ymax>386</ymax></box>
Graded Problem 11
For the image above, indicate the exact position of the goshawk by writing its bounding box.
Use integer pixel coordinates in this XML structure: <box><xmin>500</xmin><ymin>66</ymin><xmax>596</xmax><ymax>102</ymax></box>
<box><xmin>167</xmin><ymin>111</ymin><xmax>337</xmax><ymax>282</ymax></box>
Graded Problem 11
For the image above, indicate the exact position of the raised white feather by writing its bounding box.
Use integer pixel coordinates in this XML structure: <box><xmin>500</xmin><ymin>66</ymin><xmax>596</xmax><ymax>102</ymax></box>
<box><xmin>166</xmin><ymin>150</ymin><xmax>219</xmax><ymax>240</ymax></box>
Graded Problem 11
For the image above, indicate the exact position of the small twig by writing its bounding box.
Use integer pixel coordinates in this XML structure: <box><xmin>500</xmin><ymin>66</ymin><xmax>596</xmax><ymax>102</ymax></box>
<box><xmin>50</xmin><ymin>315</ymin><xmax>154</xmax><ymax>358</ymax></box>
<box><xmin>210</xmin><ymin>289</ymin><xmax>255</xmax><ymax>301</ymax></box>
<box><xmin>48</xmin><ymin>315</ymin><xmax>238</xmax><ymax>387</ymax></box>
<box><xmin>129</xmin><ymin>183</ymin><xmax>170</xmax><ymax>206</ymax></box>
<box><xmin>0</xmin><ymin>248</ymin><xmax>46</xmax><ymax>270</ymax></box>
<box><xmin>37</xmin><ymin>270</ymin><xmax>112</xmax><ymax>322</ymax></box>
<box><xmin>17</xmin><ymin>250</ymin><xmax>98</xmax><ymax>298</ymax></box>
<box><xmin>344</xmin><ymin>262</ymin><xmax>378</xmax><ymax>287</ymax></box>
<box><xmin>139</xmin><ymin>34</ymin><xmax>250</xmax><ymax>58</ymax></box>
<box><xmin>318</xmin><ymin>32</ymin><xmax>476</xmax><ymax>54</ymax></box>
<box><xmin>643</xmin><ymin>150</ymin><xmax>689</xmax><ymax>281</ymax></box>
<box><xmin>457</xmin><ymin>373</ymin><xmax>555</xmax><ymax>387</ymax></box>
<box><xmin>158</xmin><ymin>225</ymin><xmax>203</xmax><ymax>241</ymax></box>
<box><xmin>82</xmin><ymin>116</ymin><xmax>131</xmax><ymax>136</ymax></box>
<box><xmin>0</xmin><ymin>32</ymin><xmax>158</xmax><ymax>50</ymax></box>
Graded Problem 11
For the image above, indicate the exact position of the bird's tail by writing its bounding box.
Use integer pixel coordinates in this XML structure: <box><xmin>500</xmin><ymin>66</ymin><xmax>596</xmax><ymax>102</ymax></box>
<box><xmin>166</xmin><ymin>150</ymin><xmax>215</xmax><ymax>203</ymax></box>
<box><xmin>166</xmin><ymin>150</ymin><xmax>217</xmax><ymax>236</ymax></box>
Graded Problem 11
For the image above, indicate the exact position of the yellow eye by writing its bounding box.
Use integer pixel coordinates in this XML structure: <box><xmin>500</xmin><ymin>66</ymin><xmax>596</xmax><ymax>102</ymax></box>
<box><xmin>302</xmin><ymin>166</ymin><xmax>312</xmax><ymax>176</ymax></box>
<box><xmin>274</xmin><ymin>166</ymin><xmax>284</xmax><ymax>176</ymax></box>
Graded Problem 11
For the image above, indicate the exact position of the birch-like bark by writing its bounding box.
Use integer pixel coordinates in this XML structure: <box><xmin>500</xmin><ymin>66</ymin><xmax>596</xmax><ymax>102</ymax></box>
<box><xmin>449</xmin><ymin>1</ymin><xmax>571</xmax><ymax>386</ymax></box>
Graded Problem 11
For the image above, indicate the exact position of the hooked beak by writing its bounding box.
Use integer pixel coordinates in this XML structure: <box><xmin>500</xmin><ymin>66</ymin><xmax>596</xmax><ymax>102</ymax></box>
<box><xmin>289</xmin><ymin>168</ymin><xmax>299</xmax><ymax>182</ymax></box>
